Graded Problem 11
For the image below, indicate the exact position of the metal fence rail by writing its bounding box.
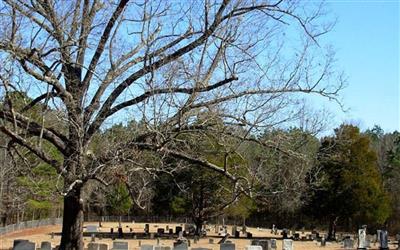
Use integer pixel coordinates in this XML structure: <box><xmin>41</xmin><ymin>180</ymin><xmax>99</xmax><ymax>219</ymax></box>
<box><xmin>0</xmin><ymin>218</ymin><xmax>62</xmax><ymax>236</ymax></box>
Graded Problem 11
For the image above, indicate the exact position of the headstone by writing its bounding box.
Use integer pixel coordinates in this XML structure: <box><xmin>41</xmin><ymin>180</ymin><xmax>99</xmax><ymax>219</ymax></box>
<box><xmin>169</xmin><ymin>229</ymin><xmax>173</xmax><ymax>234</ymax></box>
<box><xmin>270</xmin><ymin>239</ymin><xmax>277</xmax><ymax>250</ymax></box>
<box><xmin>231</xmin><ymin>226</ymin><xmax>237</xmax><ymax>237</ymax></box>
<box><xmin>209</xmin><ymin>239</ymin><xmax>214</xmax><ymax>244</ymax></box>
<box><xmin>87</xmin><ymin>225</ymin><xmax>98</xmax><ymax>233</ymax></box>
<box><xmin>321</xmin><ymin>236</ymin><xmax>326</xmax><ymax>247</ymax></box>
<box><xmin>176</xmin><ymin>226</ymin><xmax>183</xmax><ymax>235</ymax></box>
<box><xmin>145</xmin><ymin>224</ymin><xmax>150</xmax><ymax>233</ymax></box>
<box><xmin>88</xmin><ymin>243</ymin><xmax>99</xmax><ymax>250</ymax></box>
<box><xmin>51</xmin><ymin>232</ymin><xmax>55</xmax><ymax>239</ymax></box>
<box><xmin>344</xmin><ymin>238</ymin><xmax>354</xmax><ymax>249</ymax></box>
<box><xmin>379</xmin><ymin>230</ymin><xmax>389</xmax><ymax>250</ymax></box>
<box><xmin>118</xmin><ymin>227</ymin><xmax>123</xmax><ymax>238</ymax></box>
<box><xmin>247</xmin><ymin>232</ymin><xmax>253</xmax><ymax>239</ymax></box>
<box><xmin>293</xmin><ymin>233</ymin><xmax>300</xmax><ymax>241</ymax></box>
<box><xmin>173</xmin><ymin>242</ymin><xmax>188</xmax><ymax>250</ymax></box>
<box><xmin>282</xmin><ymin>239</ymin><xmax>293</xmax><ymax>250</ymax></box>
<box><xmin>358</xmin><ymin>227</ymin><xmax>368</xmax><ymax>249</ymax></box>
<box><xmin>150</xmin><ymin>233</ymin><xmax>155</xmax><ymax>239</ymax></box>
<box><xmin>166</xmin><ymin>225</ymin><xmax>169</xmax><ymax>231</ymax></box>
<box><xmin>251</xmin><ymin>239</ymin><xmax>270</xmax><ymax>250</ymax></box>
<box><xmin>220</xmin><ymin>242</ymin><xmax>235</xmax><ymax>250</ymax></box>
<box><xmin>40</xmin><ymin>241</ymin><xmax>52</xmax><ymax>250</ymax></box>
<box><xmin>271</xmin><ymin>224</ymin><xmax>276</xmax><ymax>234</ymax></box>
<box><xmin>141</xmin><ymin>245</ymin><xmax>154</xmax><ymax>250</ymax></box>
<box><xmin>155</xmin><ymin>247</ymin><xmax>171</xmax><ymax>250</ymax></box>
<box><xmin>155</xmin><ymin>247</ymin><xmax>172</xmax><ymax>250</ymax></box>
<box><xmin>13</xmin><ymin>240</ymin><xmax>35</xmax><ymax>250</ymax></box>
<box><xmin>157</xmin><ymin>228</ymin><xmax>165</xmax><ymax>235</ymax></box>
<box><xmin>99</xmin><ymin>244</ymin><xmax>109</xmax><ymax>250</ymax></box>
<box><xmin>191</xmin><ymin>248</ymin><xmax>211</xmax><ymax>250</ymax></box>
<box><xmin>245</xmin><ymin>246</ymin><xmax>262</xmax><ymax>250</ymax></box>
<box><xmin>91</xmin><ymin>234</ymin><xmax>96</xmax><ymax>242</ymax></box>
<box><xmin>282</xmin><ymin>229</ymin><xmax>288</xmax><ymax>239</ymax></box>
<box><xmin>178</xmin><ymin>231</ymin><xmax>183</xmax><ymax>239</ymax></box>
<box><xmin>112</xmin><ymin>241</ymin><xmax>128</xmax><ymax>250</ymax></box>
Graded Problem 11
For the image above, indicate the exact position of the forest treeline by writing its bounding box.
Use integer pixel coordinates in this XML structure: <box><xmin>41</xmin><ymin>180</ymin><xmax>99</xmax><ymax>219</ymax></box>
<box><xmin>1</xmin><ymin>94</ymin><xmax>399</xmax><ymax>235</ymax></box>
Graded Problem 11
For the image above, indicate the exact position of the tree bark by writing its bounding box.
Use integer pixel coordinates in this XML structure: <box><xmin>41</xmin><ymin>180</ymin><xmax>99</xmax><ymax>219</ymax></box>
<box><xmin>60</xmin><ymin>186</ymin><xmax>84</xmax><ymax>250</ymax></box>
<box><xmin>327</xmin><ymin>216</ymin><xmax>338</xmax><ymax>241</ymax></box>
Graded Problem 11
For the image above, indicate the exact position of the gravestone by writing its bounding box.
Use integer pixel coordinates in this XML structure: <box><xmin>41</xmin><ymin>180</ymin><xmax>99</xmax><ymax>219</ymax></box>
<box><xmin>191</xmin><ymin>248</ymin><xmax>211</xmax><ymax>250</ymax></box>
<box><xmin>321</xmin><ymin>236</ymin><xmax>326</xmax><ymax>247</ymax></box>
<box><xmin>118</xmin><ymin>227</ymin><xmax>123</xmax><ymax>238</ymax></box>
<box><xmin>88</xmin><ymin>243</ymin><xmax>98</xmax><ymax>250</ymax></box>
<box><xmin>293</xmin><ymin>233</ymin><xmax>300</xmax><ymax>241</ymax></box>
<box><xmin>99</xmin><ymin>243</ymin><xmax>109</xmax><ymax>250</ymax></box>
<box><xmin>13</xmin><ymin>240</ymin><xmax>35</xmax><ymax>250</ymax></box>
<box><xmin>220</xmin><ymin>242</ymin><xmax>235</xmax><ymax>250</ymax></box>
<box><xmin>270</xmin><ymin>239</ymin><xmax>277</xmax><ymax>250</ymax></box>
<box><xmin>231</xmin><ymin>226</ymin><xmax>237</xmax><ymax>237</ymax></box>
<box><xmin>271</xmin><ymin>224</ymin><xmax>276</xmax><ymax>234</ymax></box>
<box><xmin>140</xmin><ymin>244</ymin><xmax>154</xmax><ymax>250</ymax></box>
<box><xmin>87</xmin><ymin>225</ymin><xmax>98</xmax><ymax>233</ymax></box>
<box><xmin>157</xmin><ymin>228</ymin><xmax>165</xmax><ymax>235</ymax></box>
<box><xmin>145</xmin><ymin>224</ymin><xmax>150</xmax><ymax>234</ymax></box>
<box><xmin>173</xmin><ymin>242</ymin><xmax>188</xmax><ymax>250</ymax></box>
<box><xmin>282</xmin><ymin>229</ymin><xmax>288</xmax><ymax>239</ymax></box>
<box><xmin>245</xmin><ymin>246</ymin><xmax>262</xmax><ymax>250</ymax></box>
<box><xmin>155</xmin><ymin>247</ymin><xmax>171</xmax><ymax>250</ymax></box>
<box><xmin>209</xmin><ymin>239</ymin><xmax>214</xmax><ymax>244</ymax></box>
<box><xmin>344</xmin><ymin>238</ymin><xmax>354</xmax><ymax>249</ymax></box>
<box><xmin>112</xmin><ymin>241</ymin><xmax>128</xmax><ymax>250</ymax></box>
<box><xmin>282</xmin><ymin>239</ymin><xmax>293</xmax><ymax>250</ymax></box>
<box><xmin>169</xmin><ymin>229</ymin><xmax>174</xmax><ymax>234</ymax></box>
<box><xmin>176</xmin><ymin>226</ymin><xmax>183</xmax><ymax>235</ymax></box>
<box><xmin>251</xmin><ymin>239</ymin><xmax>269</xmax><ymax>250</ymax></box>
<box><xmin>91</xmin><ymin>234</ymin><xmax>96</xmax><ymax>242</ymax></box>
<box><xmin>40</xmin><ymin>241</ymin><xmax>52</xmax><ymax>250</ymax></box>
<box><xmin>379</xmin><ymin>230</ymin><xmax>389</xmax><ymax>250</ymax></box>
<box><xmin>358</xmin><ymin>226</ymin><xmax>368</xmax><ymax>249</ymax></box>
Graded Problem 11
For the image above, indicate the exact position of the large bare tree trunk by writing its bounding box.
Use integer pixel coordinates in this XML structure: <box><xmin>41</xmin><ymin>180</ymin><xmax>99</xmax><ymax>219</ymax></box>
<box><xmin>60</xmin><ymin>186</ymin><xmax>84</xmax><ymax>250</ymax></box>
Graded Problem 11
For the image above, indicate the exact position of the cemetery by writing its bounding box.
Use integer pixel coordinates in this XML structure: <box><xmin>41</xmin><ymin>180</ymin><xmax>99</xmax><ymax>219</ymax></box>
<box><xmin>0</xmin><ymin>1</ymin><xmax>398</xmax><ymax>250</ymax></box>
<box><xmin>1</xmin><ymin>222</ymin><xmax>400</xmax><ymax>250</ymax></box>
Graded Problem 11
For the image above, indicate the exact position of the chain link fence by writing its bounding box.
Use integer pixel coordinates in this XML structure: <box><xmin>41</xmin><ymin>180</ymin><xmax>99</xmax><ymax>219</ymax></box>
<box><xmin>0</xmin><ymin>217</ymin><xmax>62</xmax><ymax>236</ymax></box>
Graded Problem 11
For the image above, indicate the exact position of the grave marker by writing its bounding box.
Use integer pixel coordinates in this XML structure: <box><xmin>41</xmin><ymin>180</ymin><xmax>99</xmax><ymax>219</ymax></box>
<box><xmin>282</xmin><ymin>239</ymin><xmax>293</xmax><ymax>250</ymax></box>
<box><xmin>379</xmin><ymin>230</ymin><xmax>389</xmax><ymax>250</ymax></box>
<box><xmin>112</xmin><ymin>241</ymin><xmax>128</xmax><ymax>250</ymax></box>
<box><xmin>344</xmin><ymin>238</ymin><xmax>354</xmax><ymax>249</ymax></box>
<box><xmin>141</xmin><ymin>244</ymin><xmax>154</xmax><ymax>250</ymax></box>
<box><xmin>173</xmin><ymin>242</ymin><xmax>188</xmax><ymax>250</ymax></box>
<box><xmin>270</xmin><ymin>239</ymin><xmax>277</xmax><ymax>250</ymax></box>
<box><xmin>220</xmin><ymin>242</ymin><xmax>235</xmax><ymax>250</ymax></box>
<box><xmin>12</xmin><ymin>240</ymin><xmax>35</xmax><ymax>250</ymax></box>
<box><xmin>358</xmin><ymin>226</ymin><xmax>368</xmax><ymax>249</ymax></box>
<box><xmin>87</xmin><ymin>225</ymin><xmax>98</xmax><ymax>233</ymax></box>
<box><xmin>40</xmin><ymin>241</ymin><xmax>52</xmax><ymax>250</ymax></box>
<box><xmin>245</xmin><ymin>245</ymin><xmax>262</xmax><ymax>250</ymax></box>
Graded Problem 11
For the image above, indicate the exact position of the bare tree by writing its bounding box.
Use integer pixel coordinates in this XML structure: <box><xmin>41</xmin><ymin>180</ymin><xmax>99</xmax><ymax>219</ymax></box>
<box><xmin>0</xmin><ymin>0</ymin><xmax>343</xmax><ymax>249</ymax></box>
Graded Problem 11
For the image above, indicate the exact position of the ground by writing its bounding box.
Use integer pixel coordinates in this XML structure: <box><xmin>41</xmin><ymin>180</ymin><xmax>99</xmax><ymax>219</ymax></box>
<box><xmin>0</xmin><ymin>222</ymin><xmax>397</xmax><ymax>250</ymax></box>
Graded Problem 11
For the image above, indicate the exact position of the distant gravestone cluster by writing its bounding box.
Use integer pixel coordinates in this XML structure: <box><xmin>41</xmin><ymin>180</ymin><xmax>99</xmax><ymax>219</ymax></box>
<box><xmin>10</xmin><ymin>223</ymin><xmax>400</xmax><ymax>250</ymax></box>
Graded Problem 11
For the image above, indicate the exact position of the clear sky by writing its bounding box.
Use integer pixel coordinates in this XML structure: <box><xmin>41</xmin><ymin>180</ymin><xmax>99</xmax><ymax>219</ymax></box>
<box><xmin>321</xmin><ymin>0</ymin><xmax>399</xmax><ymax>133</ymax></box>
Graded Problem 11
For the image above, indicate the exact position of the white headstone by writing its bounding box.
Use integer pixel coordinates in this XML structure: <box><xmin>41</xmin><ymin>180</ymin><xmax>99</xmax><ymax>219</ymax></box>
<box><xmin>245</xmin><ymin>246</ymin><xmax>262</xmax><ymax>250</ymax></box>
<box><xmin>358</xmin><ymin>228</ymin><xmax>368</xmax><ymax>249</ymax></box>
<box><xmin>282</xmin><ymin>239</ymin><xmax>293</xmax><ymax>250</ymax></box>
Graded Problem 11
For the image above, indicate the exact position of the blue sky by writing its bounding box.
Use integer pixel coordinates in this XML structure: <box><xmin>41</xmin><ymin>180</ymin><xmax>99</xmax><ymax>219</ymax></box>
<box><xmin>321</xmin><ymin>0</ymin><xmax>399</xmax><ymax>133</ymax></box>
